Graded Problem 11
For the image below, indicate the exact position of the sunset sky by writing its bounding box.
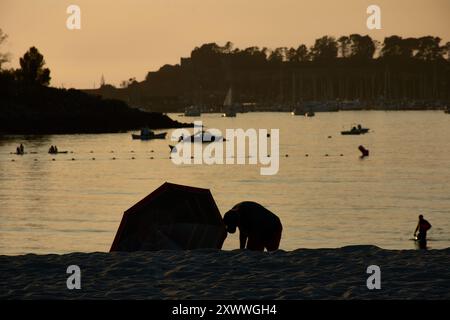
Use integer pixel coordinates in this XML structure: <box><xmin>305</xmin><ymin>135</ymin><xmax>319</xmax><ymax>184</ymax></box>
<box><xmin>1</xmin><ymin>0</ymin><xmax>449</xmax><ymax>88</ymax></box>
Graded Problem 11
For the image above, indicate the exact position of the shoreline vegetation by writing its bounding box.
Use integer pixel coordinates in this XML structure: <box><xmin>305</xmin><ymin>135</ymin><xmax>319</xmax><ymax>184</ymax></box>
<box><xmin>83</xmin><ymin>35</ymin><xmax>450</xmax><ymax>113</ymax></box>
<box><xmin>1</xmin><ymin>246</ymin><xmax>449</xmax><ymax>299</ymax></box>
<box><xmin>0</xmin><ymin>81</ymin><xmax>189</xmax><ymax>135</ymax></box>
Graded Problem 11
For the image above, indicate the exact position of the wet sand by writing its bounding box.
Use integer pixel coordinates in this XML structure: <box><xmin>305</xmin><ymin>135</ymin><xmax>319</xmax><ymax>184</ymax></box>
<box><xmin>1</xmin><ymin>246</ymin><xmax>449</xmax><ymax>299</ymax></box>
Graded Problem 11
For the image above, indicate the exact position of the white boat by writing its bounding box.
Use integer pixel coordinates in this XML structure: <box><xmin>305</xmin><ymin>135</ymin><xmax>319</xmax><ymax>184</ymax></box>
<box><xmin>222</xmin><ymin>88</ymin><xmax>237</xmax><ymax>117</ymax></box>
<box><xmin>184</xmin><ymin>105</ymin><xmax>201</xmax><ymax>117</ymax></box>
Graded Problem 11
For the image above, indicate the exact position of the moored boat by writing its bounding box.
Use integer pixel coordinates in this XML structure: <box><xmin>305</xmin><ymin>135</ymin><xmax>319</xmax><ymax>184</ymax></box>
<box><xmin>341</xmin><ymin>124</ymin><xmax>369</xmax><ymax>135</ymax></box>
<box><xmin>179</xmin><ymin>131</ymin><xmax>225</xmax><ymax>143</ymax></box>
<box><xmin>132</xmin><ymin>128</ymin><xmax>167</xmax><ymax>140</ymax></box>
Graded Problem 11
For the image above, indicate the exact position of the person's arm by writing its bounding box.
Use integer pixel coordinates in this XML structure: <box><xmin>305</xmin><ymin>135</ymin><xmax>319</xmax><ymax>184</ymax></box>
<box><xmin>239</xmin><ymin>231</ymin><xmax>248</xmax><ymax>249</ymax></box>
<box><xmin>414</xmin><ymin>223</ymin><xmax>419</xmax><ymax>236</ymax></box>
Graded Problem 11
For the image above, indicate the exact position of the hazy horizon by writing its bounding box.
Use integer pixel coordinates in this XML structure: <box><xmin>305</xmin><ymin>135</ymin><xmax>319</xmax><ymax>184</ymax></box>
<box><xmin>1</xmin><ymin>0</ymin><xmax>449</xmax><ymax>89</ymax></box>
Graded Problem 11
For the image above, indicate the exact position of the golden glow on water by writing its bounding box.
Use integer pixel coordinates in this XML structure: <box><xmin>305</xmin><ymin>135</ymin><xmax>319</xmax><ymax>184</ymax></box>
<box><xmin>1</xmin><ymin>111</ymin><xmax>450</xmax><ymax>254</ymax></box>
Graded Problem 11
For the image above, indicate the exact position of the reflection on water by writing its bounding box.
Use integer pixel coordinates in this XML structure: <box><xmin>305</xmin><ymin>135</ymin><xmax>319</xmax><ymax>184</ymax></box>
<box><xmin>1</xmin><ymin>111</ymin><xmax>449</xmax><ymax>255</ymax></box>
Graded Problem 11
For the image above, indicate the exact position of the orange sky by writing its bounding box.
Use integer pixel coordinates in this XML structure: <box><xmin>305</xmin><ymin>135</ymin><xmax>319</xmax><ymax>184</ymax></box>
<box><xmin>1</xmin><ymin>0</ymin><xmax>449</xmax><ymax>89</ymax></box>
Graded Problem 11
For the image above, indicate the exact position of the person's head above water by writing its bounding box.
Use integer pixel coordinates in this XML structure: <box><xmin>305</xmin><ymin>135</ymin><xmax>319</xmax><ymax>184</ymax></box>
<box><xmin>419</xmin><ymin>214</ymin><xmax>424</xmax><ymax>220</ymax></box>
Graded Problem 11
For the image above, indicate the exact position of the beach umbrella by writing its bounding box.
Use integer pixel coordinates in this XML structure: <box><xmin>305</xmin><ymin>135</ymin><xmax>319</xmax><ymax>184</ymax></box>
<box><xmin>110</xmin><ymin>182</ymin><xmax>227</xmax><ymax>251</ymax></box>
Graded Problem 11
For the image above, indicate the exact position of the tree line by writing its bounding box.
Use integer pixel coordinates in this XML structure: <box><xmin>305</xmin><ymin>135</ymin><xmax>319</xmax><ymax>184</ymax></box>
<box><xmin>106</xmin><ymin>34</ymin><xmax>450</xmax><ymax>111</ymax></box>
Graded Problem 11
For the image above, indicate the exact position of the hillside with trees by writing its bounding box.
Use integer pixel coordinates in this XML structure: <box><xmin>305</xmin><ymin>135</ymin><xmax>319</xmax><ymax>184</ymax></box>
<box><xmin>0</xmin><ymin>30</ymin><xmax>187</xmax><ymax>134</ymax></box>
<box><xmin>86</xmin><ymin>34</ymin><xmax>450</xmax><ymax>112</ymax></box>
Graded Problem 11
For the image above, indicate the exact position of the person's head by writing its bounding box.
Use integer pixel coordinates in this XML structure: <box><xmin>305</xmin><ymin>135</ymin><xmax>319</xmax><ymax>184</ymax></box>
<box><xmin>223</xmin><ymin>209</ymin><xmax>239</xmax><ymax>234</ymax></box>
<box><xmin>419</xmin><ymin>214</ymin><xmax>424</xmax><ymax>220</ymax></box>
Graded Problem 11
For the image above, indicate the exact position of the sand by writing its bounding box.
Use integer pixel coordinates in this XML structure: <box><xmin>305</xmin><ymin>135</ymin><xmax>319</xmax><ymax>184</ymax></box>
<box><xmin>1</xmin><ymin>246</ymin><xmax>449</xmax><ymax>299</ymax></box>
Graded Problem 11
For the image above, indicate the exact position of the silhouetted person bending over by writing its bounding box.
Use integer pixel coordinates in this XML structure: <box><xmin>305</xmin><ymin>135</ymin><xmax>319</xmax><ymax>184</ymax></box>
<box><xmin>223</xmin><ymin>201</ymin><xmax>282</xmax><ymax>251</ymax></box>
<box><xmin>414</xmin><ymin>214</ymin><xmax>432</xmax><ymax>242</ymax></box>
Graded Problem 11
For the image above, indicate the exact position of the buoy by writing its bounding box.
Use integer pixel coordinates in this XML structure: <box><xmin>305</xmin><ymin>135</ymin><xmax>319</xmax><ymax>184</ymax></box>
<box><xmin>340</xmin><ymin>154</ymin><xmax>344</xmax><ymax>156</ymax></box>
<box><xmin>305</xmin><ymin>154</ymin><xmax>309</xmax><ymax>157</ymax></box>
<box><xmin>90</xmin><ymin>151</ymin><xmax>94</xmax><ymax>153</ymax></box>
<box><xmin>131</xmin><ymin>157</ymin><xmax>135</xmax><ymax>160</ymax></box>
<box><xmin>150</xmin><ymin>150</ymin><xmax>154</xmax><ymax>153</ymax></box>
<box><xmin>328</xmin><ymin>136</ymin><xmax>332</xmax><ymax>139</ymax></box>
<box><xmin>52</xmin><ymin>158</ymin><xmax>55</xmax><ymax>161</ymax></box>
<box><xmin>150</xmin><ymin>157</ymin><xmax>154</xmax><ymax>160</ymax></box>
<box><xmin>71</xmin><ymin>158</ymin><xmax>75</xmax><ymax>161</ymax></box>
<box><xmin>358</xmin><ymin>145</ymin><xmax>369</xmax><ymax>157</ymax></box>
<box><xmin>34</xmin><ymin>159</ymin><xmax>38</xmax><ymax>161</ymax></box>
<box><xmin>285</xmin><ymin>154</ymin><xmax>289</xmax><ymax>157</ymax></box>
<box><xmin>112</xmin><ymin>157</ymin><xmax>116</xmax><ymax>160</ymax></box>
<box><xmin>92</xmin><ymin>158</ymin><xmax>95</xmax><ymax>160</ymax></box>
<box><xmin>325</xmin><ymin>154</ymin><xmax>329</xmax><ymax>157</ymax></box>
<box><xmin>111</xmin><ymin>151</ymin><xmax>114</xmax><ymax>153</ymax></box>
<box><xmin>131</xmin><ymin>151</ymin><xmax>135</xmax><ymax>153</ymax></box>
<box><xmin>11</xmin><ymin>159</ymin><xmax>15</xmax><ymax>162</ymax></box>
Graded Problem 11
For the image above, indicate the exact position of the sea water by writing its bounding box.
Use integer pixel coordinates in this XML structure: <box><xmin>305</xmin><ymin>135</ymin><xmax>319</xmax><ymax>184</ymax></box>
<box><xmin>1</xmin><ymin>111</ymin><xmax>449</xmax><ymax>255</ymax></box>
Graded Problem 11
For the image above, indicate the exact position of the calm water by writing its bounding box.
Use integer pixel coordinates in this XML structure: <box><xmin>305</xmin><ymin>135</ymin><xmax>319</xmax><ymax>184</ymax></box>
<box><xmin>1</xmin><ymin>111</ymin><xmax>450</xmax><ymax>255</ymax></box>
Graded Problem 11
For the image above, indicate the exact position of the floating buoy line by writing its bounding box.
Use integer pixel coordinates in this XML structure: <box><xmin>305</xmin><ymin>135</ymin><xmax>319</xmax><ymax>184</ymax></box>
<box><xmin>4</xmin><ymin>150</ymin><xmax>352</xmax><ymax>163</ymax></box>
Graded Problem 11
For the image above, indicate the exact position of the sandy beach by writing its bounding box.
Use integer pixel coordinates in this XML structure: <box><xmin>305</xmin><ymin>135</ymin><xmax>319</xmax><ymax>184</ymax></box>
<box><xmin>1</xmin><ymin>245</ymin><xmax>449</xmax><ymax>300</ymax></box>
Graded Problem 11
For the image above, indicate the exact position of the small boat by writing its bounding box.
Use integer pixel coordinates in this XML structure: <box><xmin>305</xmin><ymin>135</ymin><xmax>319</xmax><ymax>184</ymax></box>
<box><xmin>132</xmin><ymin>128</ymin><xmax>167</xmax><ymax>140</ymax></box>
<box><xmin>48</xmin><ymin>145</ymin><xmax>68</xmax><ymax>154</ymax></box>
<box><xmin>179</xmin><ymin>131</ymin><xmax>225</xmax><ymax>143</ymax></box>
<box><xmin>305</xmin><ymin>110</ymin><xmax>315</xmax><ymax>117</ymax></box>
<box><xmin>184</xmin><ymin>105</ymin><xmax>201</xmax><ymax>117</ymax></box>
<box><xmin>341</xmin><ymin>130</ymin><xmax>362</xmax><ymax>135</ymax></box>
<box><xmin>341</xmin><ymin>124</ymin><xmax>369</xmax><ymax>135</ymax></box>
